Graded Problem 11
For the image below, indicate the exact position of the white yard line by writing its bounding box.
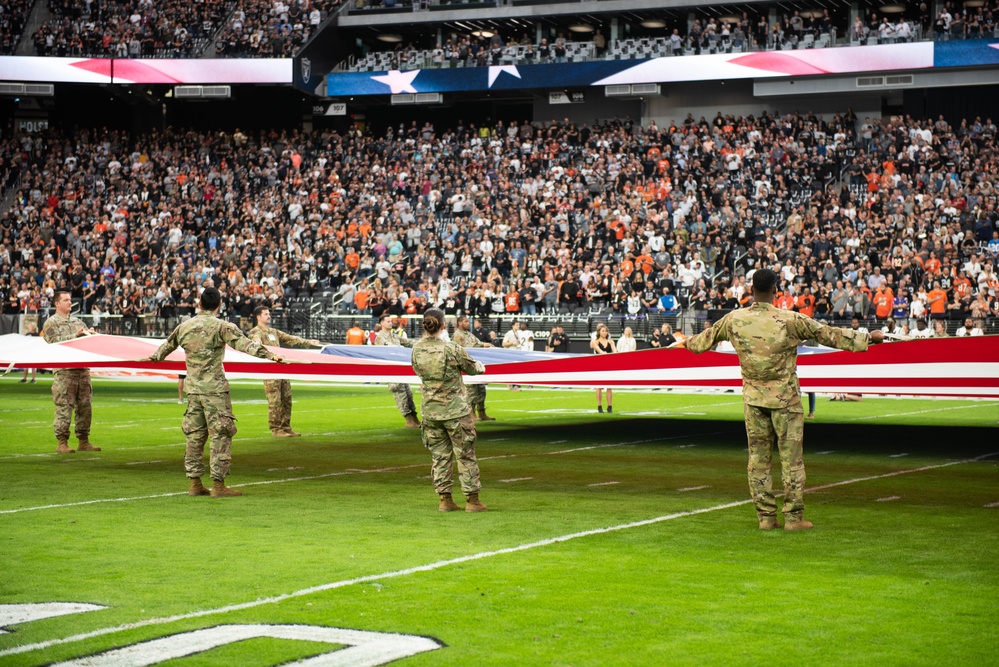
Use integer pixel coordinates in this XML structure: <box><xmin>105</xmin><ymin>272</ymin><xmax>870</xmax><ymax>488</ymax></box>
<box><xmin>875</xmin><ymin>496</ymin><xmax>902</xmax><ymax>502</ymax></box>
<box><xmin>498</xmin><ymin>477</ymin><xmax>533</xmax><ymax>483</ymax></box>
<box><xmin>830</xmin><ymin>403</ymin><xmax>987</xmax><ymax>422</ymax></box>
<box><xmin>2</xmin><ymin>452</ymin><xmax>995</xmax><ymax>660</ymax></box>
<box><xmin>588</xmin><ymin>481</ymin><xmax>620</xmax><ymax>487</ymax></box>
<box><xmin>0</xmin><ymin>431</ymin><xmax>734</xmax><ymax>516</ymax></box>
<box><xmin>678</xmin><ymin>485</ymin><xmax>710</xmax><ymax>492</ymax></box>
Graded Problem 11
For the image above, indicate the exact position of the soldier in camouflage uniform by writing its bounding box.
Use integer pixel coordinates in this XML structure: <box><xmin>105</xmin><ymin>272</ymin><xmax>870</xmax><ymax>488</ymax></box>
<box><xmin>411</xmin><ymin>309</ymin><xmax>488</xmax><ymax>512</ymax></box>
<box><xmin>248</xmin><ymin>306</ymin><xmax>322</xmax><ymax>437</ymax></box>
<box><xmin>683</xmin><ymin>269</ymin><xmax>883</xmax><ymax>531</ymax></box>
<box><xmin>144</xmin><ymin>288</ymin><xmax>286</xmax><ymax>498</ymax></box>
<box><xmin>453</xmin><ymin>315</ymin><xmax>496</xmax><ymax>422</ymax></box>
<box><xmin>41</xmin><ymin>290</ymin><xmax>100</xmax><ymax>454</ymax></box>
<box><xmin>373</xmin><ymin>313</ymin><xmax>420</xmax><ymax>428</ymax></box>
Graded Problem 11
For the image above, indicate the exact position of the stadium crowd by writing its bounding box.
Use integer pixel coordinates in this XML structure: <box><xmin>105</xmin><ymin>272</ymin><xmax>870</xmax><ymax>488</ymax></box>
<box><xmin>30</xmin><ymin>0</ymin><xmax>339</xmax><ymax>58</ymax></box>
<box><xmin>33</xmin><ymin>0</ymin><xmax>232</xmax><ymax>57</ymax></box>
<box><xmin>21</xmin><ymin>0</ymin><xmax>999</xmax><ymax>60</ymax></box>
<box><xmin>1</xmin><ymin>109</ymin><xmax>998</xmax><ymax>340</ymax></box>
<box><xmin>214</xmin><ymin>0</ymin><xmax>340</xmax><ymax>57</ymax></box>
<box><xmin>0</xmin><ymin>0</ymin><xmax>33</xmax><ymax>54</ymax></box>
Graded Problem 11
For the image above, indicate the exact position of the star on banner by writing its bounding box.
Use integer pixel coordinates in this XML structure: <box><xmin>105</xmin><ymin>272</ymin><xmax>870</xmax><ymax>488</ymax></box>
<box><xmin>371</xmin><ymin>69</ymin><xmax>420</xmax><ymax>94</ymax></box>
<box><xmin>488</xmin><ymin>65</ymin><xmax>521</xmax><ymax>88</ymax></box>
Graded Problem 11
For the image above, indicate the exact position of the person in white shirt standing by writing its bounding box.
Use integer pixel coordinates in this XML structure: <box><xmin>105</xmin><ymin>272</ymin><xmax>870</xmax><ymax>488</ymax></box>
<box><xmin>617</xmin><ymin>327</ymin><xmax>637</xmax><ymax>352</ymax></box>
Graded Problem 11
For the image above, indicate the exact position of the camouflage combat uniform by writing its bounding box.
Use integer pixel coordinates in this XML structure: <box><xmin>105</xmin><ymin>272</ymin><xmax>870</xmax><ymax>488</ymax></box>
<box><xmin>411</xmin><ymin>336</ymin><xmax>485</xmax><ymax>494</ymax></box>
<box><xmin>247</xmin><ymin>324</ymin><xmax>313</xmax><ymax>435</ymax></box>
<box><xmin>453</xmin><ymin>328</ymin><xmax>488</xmax><ymax>411</ymax></box>
<box><xmin>151</xmin><ymin>311</ymin><xmax>281</xmax><ymax>481</ymax></box>
<box><xmin>41</xmin><ymin>314</ymin><xmax>92</xmax><ymax>444</ymax></box>
<box><xmin>686</xmin><ymin>302</ymin><xmax>870</xmax><ymax>523</ymax></box>
<box><xmin>374</xmin><ymin>328</ymin><xmax>417</xmax><ymax>417</ymax></box>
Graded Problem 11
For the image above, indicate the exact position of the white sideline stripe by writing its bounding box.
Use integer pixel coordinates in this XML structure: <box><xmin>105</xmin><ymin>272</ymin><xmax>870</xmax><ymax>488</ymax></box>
<box><xmin>875</xmin><ymin>496</ymin><xmax>902</xmax><ymax>502</ymax></box>
<box><xmin>498</xmin><ymin>477</ymin><xmax>533</xmax><ymax>483</ymax></box>
<box><xmin>806</xmin><ymin>452</ymin><xmax>998</xmax><ymax>492</ymax></box>
<box><xmin>588</xmin><ymin>481</ymin><xmax>620</xmax><ymax>487</ymax></box>
<box><xmin>4</xmin><ymin>452</ymin><xmax>996</xmax><ymax>660</ymax></box>
<box><xmin>678</xmin><ymin>485</ymin><xmax>710</xmax><ymax>492</ymax></box>
<box><xmin>0</xmin><ymin>432</ymin><xmax>732</xmax><ymax>516</ymax></box>
<box><xmin>832</xmin><ymin>403</ymin><xmax>985</xmax><ymax>422</ymax></box>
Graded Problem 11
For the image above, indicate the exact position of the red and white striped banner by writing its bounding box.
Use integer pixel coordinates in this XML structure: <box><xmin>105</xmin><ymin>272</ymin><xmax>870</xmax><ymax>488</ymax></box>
<box><xmin>2</xmin><ymin>334</ymin><xmax>997</xmax><ymax>398</ymax></box>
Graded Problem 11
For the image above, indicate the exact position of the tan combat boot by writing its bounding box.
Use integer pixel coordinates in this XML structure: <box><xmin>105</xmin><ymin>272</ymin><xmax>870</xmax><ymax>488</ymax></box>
<box><xmin>404</xmin><ymin>413</ymin><xmax>421</xmax><ymax>429</ymax></box>
<box><xmin>438</xmin><ymin>493</ymin><xmax>461</xmax><ymax>512</ymax></box>
<box><xmin>477</xmin><ymin>407</ymin><xmax>496</xmax><ymax>421</ymax></box>
<box><xmin>283</xmin><ymin>429</ymin><xmax>302</xmax><ymax>437</ymax></box>
<box><xmin>77</xmin><ymin>439</ymin><xmax>101</xmax><ymax>452</ymax></box>
<box><xmin>465</xmin><ymin>493</ymin><xmax>488</xmax><ymax>512</ymax></box>
<box><xmin>210</xmin><ymin>480</ymin><xmax>243</xmax><ymax>497</ymax></box>
<box><xmin>188</xmin><ymin>477</ymin><xmax>211</xmax><ymax>496</ymax></box>
<box><xmin>273</xmin><ymin>430</ymin><xmax>294</xmax><ymax>438</ymax></box>
<box><xmin>758</xmin><ymin>515</ymin><xmax>780</xmax><ymax>530</ymax></box>
<box><xmin>56</xmin><ymin>440</ymin><xmax>75</xmax><ymax>454</ymax></box>
<box><xmin>784</xmin><ymin>518</ymin><xmax>814</xmax><ymax>531</ymax></box>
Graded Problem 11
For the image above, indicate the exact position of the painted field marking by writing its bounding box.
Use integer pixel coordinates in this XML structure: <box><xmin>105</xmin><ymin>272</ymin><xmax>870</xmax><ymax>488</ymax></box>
<box><xmin>875</xmin><ymin>496</ymin><xmax>902</xmax><ymax>502</ymax></box>
<box><xmin>675</xmin><ymin>444</ymin><xmax>699</xmax><ymax>449</ymax></box>
<box><xmin>550</xmin><ymin>440</ymin><xmax>568</xmax><ymax>444</ymax></box>
<box><xmin>588</xmin><ymin>481</ymin><xmax>620</xmax><ymax>487</ymax></box>
<box><xmin>889</xmin><ymin>453</ymin><xmax>910</xmax><ymax>458</ymax></box>
<box><xmin>814</xmin><ymin>450</ymin><xmax>835</xmax><ymax>455</ymax></box>
<box><xmin>0</xmin><ymin>432</ymin><xmax>733</xmax><ymax>516</ymax></box>
<box><xmin>126</xmin><ymin>460</ymin><xmax>165</xmax><ymax>466</ymax></box>
<box><xmin>984</xmin><ymin>501</ymin><xmax>999</xmax><ymax>508</ymax></box>
<box><xmin>60</xmin><ymin>458</ymin><xmax>100</xmax><ymax>463</ymax></box>
<box><xmin>3</xmin><ymin>452</ymin><xmax>995</xmax><ymax>660</ymax></box>
<box><xmin>833</xmin><ymin>403</ymin><xmax>986</xmax><ymax>422</ymax></box>
<box><xmin>498</xmin><ymin>477</ymin><xmax>533</xmax><ymax>483</ymax></box>
<box><xmin>266</xmin><ymin>467</ymin><xmax>303</xmax><ymax>472</ymax></box>
<box><xmin>678</xmin><ymin>485</ymin><xmax>710</xmax><ymax>492</ymax></box>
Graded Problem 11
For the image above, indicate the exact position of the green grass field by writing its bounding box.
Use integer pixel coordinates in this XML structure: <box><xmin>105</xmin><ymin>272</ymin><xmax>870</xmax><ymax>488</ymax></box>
<box><xmin>1</xmin><ymin>378</ymin><xmax>997</xmax><ymax>667</ymax></box>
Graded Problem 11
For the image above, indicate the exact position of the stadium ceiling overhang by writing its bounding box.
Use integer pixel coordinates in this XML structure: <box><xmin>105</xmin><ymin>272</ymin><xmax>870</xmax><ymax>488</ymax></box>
<box><xmin>307</xmin><ymin>39</ymin><xmax>999</xmax><ymax>97</ymax></box>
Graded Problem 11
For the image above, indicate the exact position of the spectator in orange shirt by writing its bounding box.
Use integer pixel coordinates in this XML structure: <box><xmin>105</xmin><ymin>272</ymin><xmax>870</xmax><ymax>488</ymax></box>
<box><xmin>794</xmin><ymin>287</ymin><xmax>816</xmax><ymax>318</ymax></box>
<box><xmin>635</xmin><ymin>250</ymin><xmax>655</xmax><ymax>276</ymax></box>
<box><xmin>775</xmin><ymin>290</ymin><xmax>796</xmax><ymax>311</ymax></box>
<box><xmin>873</xmin><ymin>286</ymin><xmax>893</xmax><ymax>320</ymax></box>
<box><xmin>354</xmin><ymin>281</ymin><xmax>371</xmax><ymax>314</ymax></box>
<box><xmin>926</xmin><ymin>281</ymin><xmax>948</xmax><ymax>318</ymax></box>
<box><xmin>505</xmin><ymin>287</ymin><xmax>520</xmax><ymax>313</ymax></box>
<box><xmin>345</xmin><ymin>322</ymin><xmax>366</xmax><ymax>345</ymax></box>
<box><xmin>619</xmin><ymin>254</ymin><xmax>635</xmax><ymax>279</ymax></box>
<box><xmin>924</xmin><ymin>252</ymin><xmax>941</xmax><ymax>276</ymax></box>
<box><xmin>345</xmin><ymin>250</ymin><xmax>360</xmax><ymax>271</ymax></box>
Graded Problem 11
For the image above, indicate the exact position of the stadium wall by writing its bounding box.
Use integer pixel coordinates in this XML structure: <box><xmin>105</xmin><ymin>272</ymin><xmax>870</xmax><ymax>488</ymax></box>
<box><xmin>644</xmin><ymin>80</ymin><xmax>884</xmax><ymax>129</ymax></box>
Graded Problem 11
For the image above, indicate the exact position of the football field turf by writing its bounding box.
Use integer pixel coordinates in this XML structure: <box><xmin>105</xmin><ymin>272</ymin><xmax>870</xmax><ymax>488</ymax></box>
<box><xmin>1</xmin><ymin>378</ymin><xmax>997</xmax><ymax>666</ymax></box>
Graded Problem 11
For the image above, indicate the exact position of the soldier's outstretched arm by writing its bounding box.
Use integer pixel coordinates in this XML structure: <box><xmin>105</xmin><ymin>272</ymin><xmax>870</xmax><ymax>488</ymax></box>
<box><xmin>145</xmin><ymin>328</ymin><xmax>181</xmax><ymax>362</ymax></box>
<box><xmin>454</xmin><ymin>345</ymin><xmax>485</xmax><ymax>375</ymax></box>
<box><xmin>684</xmin><ymin>316</ymin><xmax>731</xmax><ymax>354</ymax></box>
<box><xmin>791</xmin><ymin>314</ymin><xmax>871</xmax><ymax>352</ymax></box>
<box><xmin>277</xmin><ymin>330</ymin><xmax>314</xmax><ymax>348</ymax></box>
<box><xmin>223</xmin><ymin>322</ymin><xmax>283</xmax><ymax>361</ymax></box>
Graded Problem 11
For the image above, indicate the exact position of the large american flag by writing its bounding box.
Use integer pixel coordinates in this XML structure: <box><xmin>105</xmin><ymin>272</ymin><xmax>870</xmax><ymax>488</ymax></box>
<box><xmin>2</xmin><ymin>333</ymin><xmax>996</xmax><ymax>398</ymax></box>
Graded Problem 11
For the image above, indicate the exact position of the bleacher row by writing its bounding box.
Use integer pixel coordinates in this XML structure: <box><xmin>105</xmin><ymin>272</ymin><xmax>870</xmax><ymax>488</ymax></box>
<box><xmin>347</xmin><ymin>30</ymin><xmax>852</xmax><ymax>72</ymax></box>
<box><xmin>349</xmin><ymin>40</ymin><xmax>596</xmax><ymax>72</ymax></box>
